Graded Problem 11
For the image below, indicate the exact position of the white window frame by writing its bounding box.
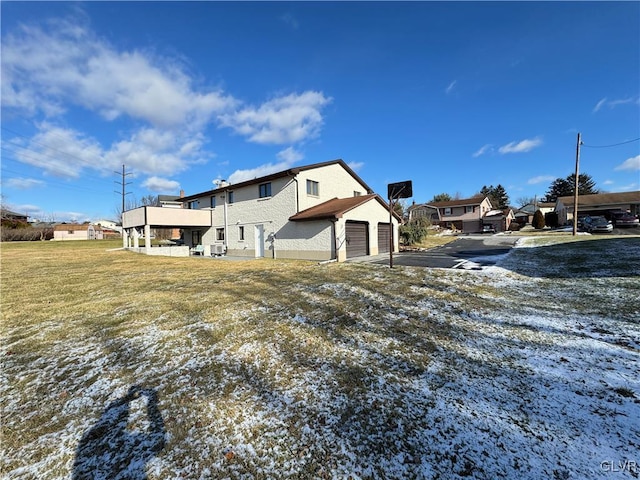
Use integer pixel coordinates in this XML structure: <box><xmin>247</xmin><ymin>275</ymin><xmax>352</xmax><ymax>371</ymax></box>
<box><xmin>307</xmin><ymin>180</ymin><xmax>319</xmax><ymax>196</ymax></box>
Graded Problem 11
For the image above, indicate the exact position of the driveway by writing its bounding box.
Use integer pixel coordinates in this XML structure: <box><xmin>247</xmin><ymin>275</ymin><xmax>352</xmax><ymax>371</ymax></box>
<box><xmin>350</xmin><ymin>234</ymin><xmax>521</xmax><ymax>269</ymax></box>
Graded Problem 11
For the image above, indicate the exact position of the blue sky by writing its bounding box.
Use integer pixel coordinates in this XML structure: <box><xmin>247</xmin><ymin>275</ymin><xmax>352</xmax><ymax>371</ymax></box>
<box><xmin>2</xmin><ymin>1</ymin><xmax>639</xmax><ymax>222</ymax></box>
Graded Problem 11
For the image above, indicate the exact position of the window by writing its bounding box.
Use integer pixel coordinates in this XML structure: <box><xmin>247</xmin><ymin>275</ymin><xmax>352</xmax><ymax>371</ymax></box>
<box><xmin>307</xmin><ymin>180</ymin><xmax>319</xmax><ymax>196</ymax></box>
<box><xmin>239</xmin><ymin>226</ymin><xmax>245</xmax><ymax>241</ymax></box>
<box><xmin>216</xmin><ymin>228</ymin><xmax>225</xmax><ymax>241</ymax></box>
<box><xmin>228</xmin><ymin>191</ymin><xmax>234</xmax><ymax>204</ymax></box>
<box><xmin>192</xmin><ymin>230</ymin><xmax>202</xmax><ymax>245</ymax></box>
<box><xmin>210</xmin><ymin>196</ymin><xmax>216</xmax><ymax>208</ymax></box>
<box><xmin>465</xmin><ymin>206</ymin><xmax>474</xmax><ymax>214</ymax></box>
<box><xmin>188</xmin><ymin>200</ymin><xmax>199</xmax><ymax>209</ymax></box>
<box><xmin>68</xmin><ymin>230</ymin><xmax>74</xmax><ymax>234</ymax></box>
<box><xmin>354</xmin><ymin>191</ymin><xmax>362</xmax><ymax>197</ymax></box>
<box><xmin>444</xmin><ymin>207</ymin><xmax>452</xmax><ymax>216</ymax></box>
<box><xmin>259</xmin><ymin>182</ymin><xmax>272</xmax><ymax>198</ymax></box>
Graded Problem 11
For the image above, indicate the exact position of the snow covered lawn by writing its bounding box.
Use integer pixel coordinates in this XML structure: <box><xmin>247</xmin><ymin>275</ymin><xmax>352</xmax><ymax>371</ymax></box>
<box><xmin>1</xmin><ymin>237</ymin><xmax>639</xmax><ymax>479</ymax></box>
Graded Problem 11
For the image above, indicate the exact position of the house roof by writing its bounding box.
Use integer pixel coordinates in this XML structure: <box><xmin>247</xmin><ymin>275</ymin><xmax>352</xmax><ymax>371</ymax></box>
<box><xmin>181</xmin><ymin>159</ymin><xmax>373</xmax><ymax>202</ymax></box>
<box><xmin>411</xmin><ymin>196</ymin><xmax>488</xmax><ymax>209</ymax></box>
<box><xmin>289</xmin><ymin>194</ymin><xmax>397</xmax><ymax>221</ymax></box>
<box><xmin>54</xmin><ymin>223</ymin><xmax>102</xmax><ymax>231</ymax></box>
<box><xmin>557</xmin><ymin>191</ymin><xmax>640</xmax><ymax>207</ymax></box>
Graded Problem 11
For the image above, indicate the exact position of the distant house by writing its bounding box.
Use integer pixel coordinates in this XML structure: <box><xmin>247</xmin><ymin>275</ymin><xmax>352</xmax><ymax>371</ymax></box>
<box><xmin>1</xmin><ymin>209</ymin><xmax>28</xmax><ymax>224</ymax></box>
<box><xmin>408</xmin><ymin>196</ymin><xmax>494</xmax><ymax>233</ymax></box>
<box><xmin>555</xmin><ymin>191</ymin><xmax>640</xmax><ymax>225</ymax></box>
<box><xmin>483</xmin><ymin>208</ymin><xmax>515</xmax><ymax>232</ymax></box>
<box><xmin>514</xmin><ymin>202</ymin><xmax>555</xmax><ymax>225</ymax></box>
<box><xmin>122</xmin><ymin>159</ymin><xmax>400</xmax><ymax>261</ymax></box>
<box><xmin>53</xmin><ymin>223</ymin><xmax>104</xmax><ymax>241</ymax></box>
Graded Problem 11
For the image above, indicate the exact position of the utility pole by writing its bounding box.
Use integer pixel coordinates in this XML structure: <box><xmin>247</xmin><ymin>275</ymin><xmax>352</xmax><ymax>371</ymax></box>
<box><xmin>572</xmin><ymin>133</ymin><xmax>582</xmax><ymax>236</ymax></box>
<box><xmin>114</xmin><ymin>164</ymin><xmax>133</xmax><ymax>223</ymax></box>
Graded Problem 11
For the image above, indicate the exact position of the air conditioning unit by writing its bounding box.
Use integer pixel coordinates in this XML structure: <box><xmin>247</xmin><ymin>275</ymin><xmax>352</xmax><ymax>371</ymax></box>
<box><xmin>211</xmin><ymin>244</ymin><xmax>226</xmax><ymax>256</ymax></box>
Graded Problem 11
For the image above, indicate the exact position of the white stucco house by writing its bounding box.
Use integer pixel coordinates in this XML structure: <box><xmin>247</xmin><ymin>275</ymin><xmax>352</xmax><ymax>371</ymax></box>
<box><xmin>122</xmin><ymin>159</ymin><xmax>400</xmax><ymax>262</ymax></box>
<box><xmin>53</xmin><ymin>223</ymin><xmax>104</xmax><ymax>241</ymax></box>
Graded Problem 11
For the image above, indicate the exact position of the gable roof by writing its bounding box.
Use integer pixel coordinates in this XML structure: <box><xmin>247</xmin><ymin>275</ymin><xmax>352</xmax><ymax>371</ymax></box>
<box><xmin>290</xmin><ymin>194</ymin><xmax>398</xmax><ymax>221</ymax></box>
<box><xmin>54</xmin><ymin>223</ymin><xmax>102</xmax><ymax>232</ymax></box>
<box><xmin>557</xmin><ymin>191</ymin><xmax>640</xmax><ymax>207</ymax></box>
<box><xmin>182</xmin><ymin>159</ymin><xmax>373</xmax><ymax>202</ymax></box>
<box><xmin>411</xmin><ymin>196</ymin><xmax>489</xmax><ymax>209</ymax></box>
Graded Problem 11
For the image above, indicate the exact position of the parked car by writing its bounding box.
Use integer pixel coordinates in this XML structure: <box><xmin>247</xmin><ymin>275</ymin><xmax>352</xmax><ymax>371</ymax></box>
<box><xmin>611</xmin><ymin>211</ymin><xmax>640</xmax><ymax>227</ymax></box>
<box><xmin>481</xmin><ymin>224</ymin><xmax>496</xmax><ymax>234</ymax></box>
<box><xmin>585</xmin><ymin>216</ymin><xmax>613</xmax><ymax>233</ymax></box>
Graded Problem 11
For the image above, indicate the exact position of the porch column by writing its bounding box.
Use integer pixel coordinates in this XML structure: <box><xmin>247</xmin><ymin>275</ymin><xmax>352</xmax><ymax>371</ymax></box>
<box><xmin>144</xmin><ymin>224</ymin><xmax>151</xmax><ymax>254</ymax></box>
<box><xmin>123</xmin><ymin>229</ymin><xmax>128</xmax><ymax>248</ymax></box>
<box><xmin>133</xmin><ymin>228</ymin><xmax>140</xmax><ymax>249</ymax></box>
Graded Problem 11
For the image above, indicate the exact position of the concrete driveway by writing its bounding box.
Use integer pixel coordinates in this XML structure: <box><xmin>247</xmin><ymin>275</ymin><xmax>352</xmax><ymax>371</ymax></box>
<box><xmin>350</xmin><ymin>234</ymin><xmax>521</xmax><ymax>269</ymax></box>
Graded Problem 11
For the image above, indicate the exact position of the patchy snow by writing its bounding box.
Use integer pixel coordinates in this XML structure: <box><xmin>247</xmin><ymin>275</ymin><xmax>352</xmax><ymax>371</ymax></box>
<box><xmin>2</xmin><ymin>239</ymin><xmax>639</xmax><ymax>479</ymax></box>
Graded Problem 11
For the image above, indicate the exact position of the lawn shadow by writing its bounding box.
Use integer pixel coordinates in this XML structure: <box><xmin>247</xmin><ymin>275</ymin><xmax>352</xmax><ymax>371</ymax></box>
<box><xmin>72</xmin><ymin>385</ymin><xmax>166</xmax><ymax>480</ymax></box>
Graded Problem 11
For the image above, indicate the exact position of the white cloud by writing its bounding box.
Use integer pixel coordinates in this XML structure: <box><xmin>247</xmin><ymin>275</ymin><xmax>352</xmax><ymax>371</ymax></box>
<box><xmin>618</xmin><ymin>182</ymin><xmax>639</xmax><ymax>191</ymax></box>
<box><xmin>218</xmin><ymin>91</ymin><xmax>332</xmax><ymax>145</ymax></box>
<box><xmin>614</xmin><ymin>155</ymin><xmax>640</xmax><ymax>171</ymax></box>
<box><xmin>593</xmin><ymin>96</ymin><xmax>639</xmax><ymax>113</ymax></box>
<box><xmin>527</xmin><ymin>175</ymin><xmax>555</xmax><ymax>185</ymax></box>
<box><xmin>445</xmin><ymin>80</ymin><xmax>457</xmax><ymax>95</ymax></box>
<box><xmin>12</xmin><ymin>124</ymin><xmax>104</xmax><ymax>178</ymax></box>
<box><xmin>1</xmin><ymin>17</ymin><xmax>236</xmax><ymax>129</ymax></box>
<box><xmin>276</xmin><ymin>146</ymin><xmax>303</xmax><ymax>163</ymax></box>
<box><xmin>228</xmin><ymin>160</ymin><xmax>295</xmax><ymax>184</ymax></box>
<box><xmin>3</xmin><ymin>178</ymin><xmax>45</xmax><ymax>189</ymax></box>
<box><xmin>603</xmin><ymin>180</ymin><xmax>615</xmax><ymax>185</ymax></box>
<box><xmin>348</xmin><ymin>161</ymin><xmax>364</xmax><ymax>172</ymax></box>
<box><xmin>472</xmin><ymin>144</ymin><xmax>493</xmax><ymax>158</ymax></box>
<box><xmin>592</xmin><ymin>97</ymin><xmax>608</xmax><ymax>113</ymax></box>
<box><xmin>141</xmin><ymin>176</ymin><xmax>180</xmax><ymax>193</ymax></box>
<box><xmin>498</xmin><ymin>137</ymin><xmax>543</xmax><ymax>154</ymax></box>
<box><xmin>280</xmin><ymin>13</ymin><xmax>299</xmax><ymax>29</ymax></box>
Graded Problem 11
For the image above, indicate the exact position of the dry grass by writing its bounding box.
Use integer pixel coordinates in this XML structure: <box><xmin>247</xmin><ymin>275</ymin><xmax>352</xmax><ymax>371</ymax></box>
<box><xmin>1</xmin><ymin>238</ymin><xmax>638</xmax><ymax>479</ymax></box>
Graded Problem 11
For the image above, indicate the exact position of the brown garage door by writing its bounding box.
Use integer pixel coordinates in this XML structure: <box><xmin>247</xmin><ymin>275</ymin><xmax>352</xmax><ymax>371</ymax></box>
<box><xmin>377</xmin><ymin>223</ymin><xmax>391</xmax><ymax>254</ymax></box>
<box><xmin>346</xmin><ymin>221</ymin><xmax>368</xmax><ymax>258</ymax></box>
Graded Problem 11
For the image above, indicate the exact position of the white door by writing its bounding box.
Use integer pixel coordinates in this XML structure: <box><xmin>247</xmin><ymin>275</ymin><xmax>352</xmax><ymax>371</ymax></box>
<box><xmin>255</xmin><ymin>224</ymin><xmax>265</xmax><ymax>257</ymax></box>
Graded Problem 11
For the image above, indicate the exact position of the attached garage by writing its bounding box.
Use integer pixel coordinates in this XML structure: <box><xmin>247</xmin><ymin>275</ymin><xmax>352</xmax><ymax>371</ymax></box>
<box><xmin>377</xmin><ymin>222</ymin><xmax>391</xmax><ymax>254</ymax></box>
<box><xmin>346</xmin><ymin>221</ymin><xmax>368</xmax><ymax>258</ymax></box>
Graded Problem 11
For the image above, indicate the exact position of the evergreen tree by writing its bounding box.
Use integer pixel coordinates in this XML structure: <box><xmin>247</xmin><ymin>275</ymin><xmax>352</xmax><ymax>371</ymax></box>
<box><xmin>479</xmin><ymin>185</ymin><xmax>510</xmax><ymax>209</ymax></box>
<box><xmin>532</xmin><ymin>210</ymin><xmax>546</xmax><ymax>229</ymax></box>
<box><xmin>543</xmin><ymin>173</ymin><xmax>599</xmax><ymax>202</ymax></box>
<box><xmin>430</xmin><ymin>193</ymin><xmax>452</xmax><ymax>202</ymax></box>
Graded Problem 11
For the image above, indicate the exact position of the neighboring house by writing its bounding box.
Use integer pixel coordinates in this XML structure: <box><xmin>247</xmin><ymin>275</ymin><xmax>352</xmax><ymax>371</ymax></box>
<box><xmin>122</xmin><ymin>159</ymin><xmax>400</xmax><ymax>261</ymax></box>
<box><xmin>408</xmin><ymin>196</ymin><xmax>494</xmax><ymax>233</ymax></box>
<box><xmin>514</xmin><ymin>202</ymin><xmax>555</xmax><ymax>225</ymax></box>
<box><xmin>483</xmin><ymin>208</ymin><xmax>515</xmax><ymax>232</ymax></box>
<box><xmin>53</xmin><ymin>223</ymin><xmax>104</xmax><ymax>241</ymax></box>
<box><xmin>1</xmin><ymin>209</ymin><xmax>28</xmax><ymax>223</ymax></box>
<box><xmin>555</xmin><ymin>191</ymin><xmax>640</xmax><ymax>225</ymax></box>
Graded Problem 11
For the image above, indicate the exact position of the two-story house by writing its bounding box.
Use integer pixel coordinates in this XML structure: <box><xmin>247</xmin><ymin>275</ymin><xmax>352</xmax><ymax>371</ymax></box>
<box><xmin>122</xmin><ymin>159</ymin><xmax>399</xmax><ymax>262</ymax></box>
<box><xmin>408</xmin><ymin>196</ymin><xmax>494</xmax><ymax>233</ymax></box>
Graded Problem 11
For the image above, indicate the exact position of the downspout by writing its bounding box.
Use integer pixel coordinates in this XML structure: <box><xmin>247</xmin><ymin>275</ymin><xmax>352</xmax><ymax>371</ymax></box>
<box><xmin>223</xmin><ymin>189</ymin><xmax>228</xmax><ymax>251</ymax></box>
<box><xmin>331</xmin><ymin>219</ymin><xmax>337</xmax><ymax>260</ymax></box>
<box><xmin>292</xmin><ymin>177</ymin><xmax>299</xmax><ymax>213</ymax></box>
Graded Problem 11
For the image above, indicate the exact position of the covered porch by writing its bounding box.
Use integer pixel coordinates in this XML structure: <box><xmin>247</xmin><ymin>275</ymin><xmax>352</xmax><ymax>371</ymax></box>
<box><xmin>122</xmin><ymin>206</ymin><xmax>212</xmax><ymax>256</ymax></box>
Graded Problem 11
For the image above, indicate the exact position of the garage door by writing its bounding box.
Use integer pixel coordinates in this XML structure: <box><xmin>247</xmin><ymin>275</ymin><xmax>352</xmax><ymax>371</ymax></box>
<box><xmin>346</xmin><ymin>221</ymin><xmax>368</xmax><ymax>258</ymax></box>
<box><xmin>377</xmin><ymin>223</ymin><xmax>391</xmax><ymax>254</ymax></box>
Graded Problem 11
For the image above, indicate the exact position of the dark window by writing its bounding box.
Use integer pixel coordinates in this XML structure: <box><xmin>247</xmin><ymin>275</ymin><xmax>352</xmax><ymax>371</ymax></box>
<box><xmin>228</xmin><ymin>191</ymin><xmax>234</xmax><ymax>204</ymax></box>
<box><xmin>354</xmin><ymin>191</ymin><xmax>362</xmax><ymax>197</ymax></box>
<box><xmin>216</xmin><ymin>228</ymin><xmax>225</xmax><ymax>241</ymax></box>
<box><xmin>239</xmin><ymin>226</ymin><xmax>245</xmax><ymax>241</ymax></box>
<box><xmin>259</xmin><ymin>183</ymin><xmax>272</xmax><ymax>198</ymax></box>
<box><xmin>210</xmin><ymin>196</ymin><xmax>216</xmax><ymax>208</ymax></box>
<box><xmin>189</xmin><ymin>201</ymin><xmax>199</xmax><ymax>209</ymax></box>
<box><xmin>307</xmin><ymin>180</ymin><xmax>319</xmax><ymax>196</ymax></box>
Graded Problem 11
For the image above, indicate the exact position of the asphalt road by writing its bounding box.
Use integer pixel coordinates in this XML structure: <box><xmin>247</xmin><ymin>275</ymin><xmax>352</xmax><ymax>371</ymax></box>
<box><xmin>350</xmin><ymin>235</ymin><xmax>521</xmax><ymax>269</ymax></box>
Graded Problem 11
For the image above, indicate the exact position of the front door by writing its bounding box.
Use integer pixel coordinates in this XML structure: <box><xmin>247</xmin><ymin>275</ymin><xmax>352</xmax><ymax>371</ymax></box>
<box><xmin>255</xmin><ymin>224</ymin><xmax>265</xmax><ymax>257</ymax></box>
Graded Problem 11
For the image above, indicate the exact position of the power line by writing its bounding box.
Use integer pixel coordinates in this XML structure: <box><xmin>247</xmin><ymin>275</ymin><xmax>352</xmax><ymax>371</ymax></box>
<box><xmin>581</xmin><ymin>137</ymin><xmax>640</xmax><ymax>148</ymax></box>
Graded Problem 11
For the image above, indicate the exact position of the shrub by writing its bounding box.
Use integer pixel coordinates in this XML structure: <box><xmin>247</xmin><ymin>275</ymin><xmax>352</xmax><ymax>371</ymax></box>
<box><xmin>532</xmin><ymin>210</ymin><xmax>546</xmax><ymax>229</ymax></box>
<box><xmin>399</xmin><ymin>218</ymin><xmax>431</xmax><ymax>245</ymax></box>
<box><xmin>1</xmin><ymin>227</ymin><xmax>54</xmax><ymax>242</ymax></box>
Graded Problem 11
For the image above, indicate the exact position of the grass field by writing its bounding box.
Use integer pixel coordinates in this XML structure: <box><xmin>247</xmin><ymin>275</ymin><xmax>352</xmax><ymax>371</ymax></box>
<box><xmin>1</xmin><ymin>237</ymin><xmax>639</xmax><ymax>479</ymax></box>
